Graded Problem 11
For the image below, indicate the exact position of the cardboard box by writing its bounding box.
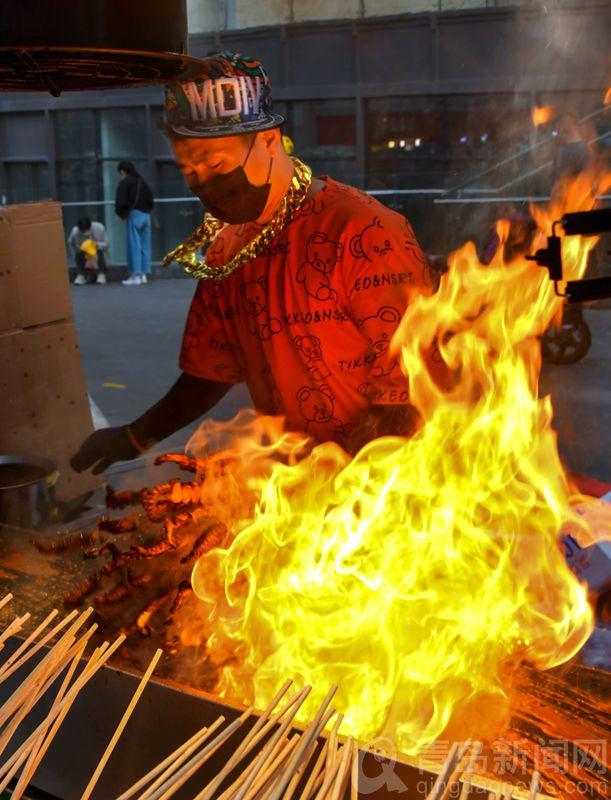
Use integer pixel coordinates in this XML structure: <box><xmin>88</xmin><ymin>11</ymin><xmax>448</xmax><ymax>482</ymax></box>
<box><xmin>0</xmin><ymin>201</ymin><xmax>73</xmax><ymax>334</ymax></box>
<box><xmin>0</xmin><ymin>320</ymin><xmax>99</xmax><ymax>501</ymax></box>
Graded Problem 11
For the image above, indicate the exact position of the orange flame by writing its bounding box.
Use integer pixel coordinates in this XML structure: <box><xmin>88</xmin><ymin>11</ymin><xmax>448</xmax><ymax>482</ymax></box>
<box><xmin>531</xmin><ymin>105</ymin><xmax>554</xmax><ymax>127</ymax></box>
<box><xmin>188</xmin><ymin>172</ymin><xmax>608</xmax><ymax>754</ymax></box>
<box><xmin>604</xmin><ymin>88</ymin><xmax>611</xmax><ymax>106</ymax></box>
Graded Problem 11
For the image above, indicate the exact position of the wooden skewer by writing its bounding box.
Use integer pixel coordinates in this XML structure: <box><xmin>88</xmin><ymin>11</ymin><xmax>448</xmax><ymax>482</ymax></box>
<box><xmin>114</xmin><ymin>721</ymin><xmax>218</xmax><ymax>800</ymax></box>
<box><xmin>0</xmin><ymin>593</ymin><xmax>13</xmax><ymax>611</ymax></box>
<box><xmin>143</xmin><ymin>710</ymin><xmax>253</xmax><ymax>800</ymax></box>
<box><xmin>219</xmin><ymin>705</ymin><xmax>337</xmax><ymax>800</ymax></box>
<box><xmin>129</xmin><ymin>718</ymin><xmax>225</xmax><ymax>800</ymax></box>
<box><xmin>80</xmin><ymin>648</ymin><xmax>163</xmax><ymax>800</ymax></box>
<box><xmin>34</xmin><ymin>624</ymin><xmax>99</xmax><ymax>700</ymax></box>
<box><xmin>215</xmin><ymin>690</ymin><xmax>335</xmax><ymax>800</ymax></box>
<box><xmin>0</xmin><ymin>633</ymin><xmax>125</xmax><ymax>781</ymax></box>
<box><xmin>266</xmin><ymin>686</ymin><xmax>338</xmax><ymax>800</ymax></box>
<box><xmin>0</xmin><ymin>609</ymin><xmax>79</xmax><ymax>685</ymax></box>
<box><xmin>253</xmin><ymin>708</ymin><xmax>337</xmax><ymax>800</ymax></box>
<box><xmin>0</xmin><ymin>608</ymin><xmax>93</xmax><ymax>727</ymax></box>
<box><xmin>438</xmin><ymin>741</ymin><xmax>472</xmax><ymax>800</ymax></box>
<box><xmin>10</xmin><ymin>636</ymin><xmax>90</xmax><ymax>800</ymax></box>
<box><xmin>0</xmin><ymin>627</ymin><xmax>87</xmax><ymax>756</ymax></box>
<box><xmin>325</xmin><ymin>713</ymin><xmax>344</xmax><ymax>778</ymax></box>
<box><xmin>529</xmin><ymin>771</ymin><xmax>540</xmax><ymax>800</ymax></box>
<box><xmin>283</xmin><ymin>738</ymin><xmax>320</xmax><ymax>800</ymax></box>
<box><xmin>193</xmin><ymin>679</ymin><xmax>294</xmax><ymax>800</ymax></box>
<box><xmin>0</xmin><ymin>613</ymin><xmax>31</xmax><ymax>648</ymax></box>
<box><xmin>297</xmin><ymin>737</ymin><xmax>330</xmax><ymax>800</ymax></box>
<box><xmin>329</xmin><ymin>738</ymin><xmax>355</xmax><ymax>800</ymax></box>
<box><xmin>214</xmin><ymin>738</ymin><xmax>276</xmax><ymax>800</ymax></box>
<box><xmin>425</xmin><ymin>743</ymin><xmax>461</xmax><ymax>800</ymax></box>
<box><xmin>458</xmin><ymin>742</ymin><xmax>483</xmax><ymax>800</ymax></box>
<box><xmin>0</xmin><ymin>642</ymin><xmax>105</xmax><ymax>795</ymax></box>
<box><xmin>312</xmin><ymin>752</ymin><xmax>342</xmax><ymax>800</ymax></box>
<box><xmin>0</xmin><ymin>638</ymin><xmax>100</xmax><ymax>795</ymax></box>
<box><xmin>307</xmin><ymin>771</ymin><xmax>326</xmax><ymax>800</ymax></box>
<box><xmin>218</xmin><ymin>688</ymin><xmax>312</xmax><ymax>800</ymax></box>
<box><xmin>502</xmin><ymin>782</ymin><xmax>514</xmax><ymax>800</ymax></box>
<box><xmin>350</xmin><ymin>740</ymin><xmax>359</xmax><ymax>800</ymax></box>
<box><xmin>0</xmin><ymin>609</ymin><xmax>59</xmax><ymax>681</ymax></box>
<box><xmin>5</xmin><ymin>621</ymin><xmax>100</xmax><ymax>762</ymax></box>
<box><xmin>244</xmin><ymin>733</ymin><xmax>301</xmax><ymax>800</ymax></box>
<box><xmin>0</xmin><ymin>615</ymin><xmax>96</xmax><ymax>751</ymax></box>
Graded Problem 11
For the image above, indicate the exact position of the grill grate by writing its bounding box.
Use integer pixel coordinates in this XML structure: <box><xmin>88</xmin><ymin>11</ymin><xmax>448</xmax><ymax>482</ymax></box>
<box><xmin>0</xmin><ymin>47</ymin><xmax>206</xmax><ymax>95</ymax></box>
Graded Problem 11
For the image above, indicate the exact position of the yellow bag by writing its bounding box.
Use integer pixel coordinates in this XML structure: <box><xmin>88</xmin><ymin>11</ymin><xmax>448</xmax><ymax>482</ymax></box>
<box><xmin>80</xmin><ymin>238</ymin><xmax>97</xmax><ymax>257</ymax></box>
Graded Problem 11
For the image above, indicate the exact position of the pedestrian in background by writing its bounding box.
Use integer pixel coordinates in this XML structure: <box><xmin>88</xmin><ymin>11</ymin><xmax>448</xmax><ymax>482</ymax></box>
<box><xmin>114</xmin><ymin>160</ymin><xmax>155</xmax><ymax>286</ymax></box>
<box><xmin>68</xmin><ymin>216</ymin><xmax>110</xmax><ymax>285</ymax></box>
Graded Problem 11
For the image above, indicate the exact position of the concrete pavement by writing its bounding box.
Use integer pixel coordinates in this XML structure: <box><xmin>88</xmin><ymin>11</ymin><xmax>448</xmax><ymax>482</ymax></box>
<box><xmin>71</xmin><ymin>279</ymin><xmax>611</xmax><ymax>482</ymax></box>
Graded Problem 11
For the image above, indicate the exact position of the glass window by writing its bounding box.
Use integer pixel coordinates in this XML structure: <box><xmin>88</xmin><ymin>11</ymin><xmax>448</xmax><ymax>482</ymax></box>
<box><xmin>365</xmin><ymin>96</ymin><xmax>446</xmax><ymax>191</ymax></box>
<box><xmin>0</xmin><ymin>112</ymin><xmax>48</xmax><ymax>158</ymax></box>
<box><xmin>151</xmin><ymin>107</ymin><xmax>173</xmax><ymax>159</ymax></box>
<box><xmin>56</xmin><ymin>159</ymin><xmax>99</xmax><ymax>203</ymax></box>
<box><xmin>285</xmin><ymin>99</ymin><xmax>358</xmax><ymax>185</ymax></box>
<box><xmin>154</xmin><ymin>162</ymin><xmax>203</xmax><ymax>263</ymax></box>
<box><xmin>100</xmin><ymin>108</ymin><xmax>147</xmax><ymax>160</ymax></box>
<box><xmin>443</xmin><ymin>94</ymin><xmax>532</xmax><ymax>191</ymax></box>
<box><xmin>3</xmin><ymin>161</ymin><xmax>50</xmax><ymax>204</ymax></box>
<box><xmin>54</xmin><ymin>110</ymin><xmax>97</xmax><ymax>160</ymax></box>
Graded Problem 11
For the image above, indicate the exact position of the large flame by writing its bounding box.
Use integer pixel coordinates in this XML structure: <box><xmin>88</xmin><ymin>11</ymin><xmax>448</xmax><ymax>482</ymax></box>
<box><xmin>188</xmin><ymin>173</ymin><xmax>607</xmax><ymax>754</ymax></box>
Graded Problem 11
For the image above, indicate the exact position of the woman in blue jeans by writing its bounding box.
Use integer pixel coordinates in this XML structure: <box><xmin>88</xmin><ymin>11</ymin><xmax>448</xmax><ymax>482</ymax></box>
<box><xmin>115</xmin><ymin>161</ymin><xmax>155</xmax><ymax>286</ymax></box>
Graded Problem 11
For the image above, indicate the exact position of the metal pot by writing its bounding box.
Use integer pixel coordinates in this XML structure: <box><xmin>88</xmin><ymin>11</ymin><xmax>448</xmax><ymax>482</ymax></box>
<box><xmin>0</xmin><ymin>454</ymin><xmax>59</xmax><ymax>529</ymax></box>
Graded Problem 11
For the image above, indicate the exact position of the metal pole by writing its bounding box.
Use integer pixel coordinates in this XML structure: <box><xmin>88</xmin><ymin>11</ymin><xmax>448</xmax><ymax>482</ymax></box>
<box><xmin>44</xmin><ymin>108</ymin><xmax>57</xmax><ymax>200</ymax></box>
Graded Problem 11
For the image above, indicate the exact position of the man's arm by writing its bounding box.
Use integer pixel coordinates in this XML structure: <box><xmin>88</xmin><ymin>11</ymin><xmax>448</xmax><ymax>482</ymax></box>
<box><xmin>71</xmin><ymin>372</ymin><xmax>231</xmax><ymax>475</ymax></box>
<box><xmin>94</xmin><ymin>223</ymin><xmax>110</xmax><ymax>251</ymax></box>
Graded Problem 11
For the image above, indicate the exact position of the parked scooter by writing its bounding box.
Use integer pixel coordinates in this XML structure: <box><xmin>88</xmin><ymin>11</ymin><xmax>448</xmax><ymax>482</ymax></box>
<box><xmin>540</xmin><ymin>303</ymin><xmax>591</xmax><ymax>364</ymax></box>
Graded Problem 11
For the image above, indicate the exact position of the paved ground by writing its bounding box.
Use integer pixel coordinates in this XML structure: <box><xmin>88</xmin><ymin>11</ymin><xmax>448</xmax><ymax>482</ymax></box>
<box><xmin>71</xmin><ymin>279</ymin><xmax>611</xmax><ymax>483</ymax></box>
<box><xmin>71</xmin><ymin>278</ymin><xmax>250</xmax><ymax>459</ymax></box>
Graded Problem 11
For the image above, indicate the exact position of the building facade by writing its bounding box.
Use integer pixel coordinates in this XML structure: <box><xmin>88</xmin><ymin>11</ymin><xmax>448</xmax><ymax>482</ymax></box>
<box><xmin>0</xmin><ymin>1</ymin><xmax>608</xmax><ymax>264</ymax></box>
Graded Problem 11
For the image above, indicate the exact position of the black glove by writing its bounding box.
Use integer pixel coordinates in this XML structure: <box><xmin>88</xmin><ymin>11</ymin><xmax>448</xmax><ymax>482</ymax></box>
<box><xmin>70</xmin><ymin>426</ymin><xmax>143</xmax><ymax>475</ymax></box>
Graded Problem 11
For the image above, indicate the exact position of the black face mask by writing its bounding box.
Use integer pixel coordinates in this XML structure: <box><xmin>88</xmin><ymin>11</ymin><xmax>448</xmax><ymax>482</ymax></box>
<box><xmin>193</xmin><ymin>136</ymin><xmax>273</xmax><ymax>224</ymax></box>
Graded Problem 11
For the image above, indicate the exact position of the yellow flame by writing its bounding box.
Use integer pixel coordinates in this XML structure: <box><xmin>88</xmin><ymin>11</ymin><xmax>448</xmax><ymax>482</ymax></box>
<box><xmin>189</xmin><ymin>173</ymin><xmax>607</xmax><ymax>754</ymax></box>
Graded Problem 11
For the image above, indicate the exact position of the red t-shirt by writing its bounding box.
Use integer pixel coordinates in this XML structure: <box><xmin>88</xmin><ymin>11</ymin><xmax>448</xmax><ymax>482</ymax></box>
<box><xmin>180</xmin><ymin>177</ymin><xmax>436</xmax><ymax>444</ymax></box>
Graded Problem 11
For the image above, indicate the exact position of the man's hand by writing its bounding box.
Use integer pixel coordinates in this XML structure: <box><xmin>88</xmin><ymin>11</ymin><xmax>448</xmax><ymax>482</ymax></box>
<box><xmin>71</xmin><ymin>373</ymin><xmax>232</xmax><ymax>476</ymax></box>
<box><xmin>70</xmin><ymin>426</ymin><xmax>142</xmax><ymax>475</ymax></box>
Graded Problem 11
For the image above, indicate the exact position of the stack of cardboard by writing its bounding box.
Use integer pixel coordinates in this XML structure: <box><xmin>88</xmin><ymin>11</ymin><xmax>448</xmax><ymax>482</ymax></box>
<box><xmin>0</xmin><ymin>201</ymin><xmax>100</xmax><ymax>501</ymax></box>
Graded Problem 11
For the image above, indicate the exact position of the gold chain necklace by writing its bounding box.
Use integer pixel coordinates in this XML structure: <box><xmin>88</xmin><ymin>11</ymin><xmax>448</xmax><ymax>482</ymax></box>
<box><xmin>163</xmin><ymin>157</ymin><xmax>312</xmax><ymax>281</ymax></box>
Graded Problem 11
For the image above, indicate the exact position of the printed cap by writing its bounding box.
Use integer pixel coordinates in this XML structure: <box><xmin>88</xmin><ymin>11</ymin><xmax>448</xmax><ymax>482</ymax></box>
<box><xmin>165</xmin><ymin>51</ymin><xmax>284</xmax><ymax>138</ymax></box>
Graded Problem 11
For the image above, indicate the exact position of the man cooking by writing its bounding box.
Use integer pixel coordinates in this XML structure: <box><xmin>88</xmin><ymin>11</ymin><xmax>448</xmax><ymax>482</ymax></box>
<box><xmin>72</xmin><ymin>52</ymin><xmax>446</xmax><ymax>476</ymax></box>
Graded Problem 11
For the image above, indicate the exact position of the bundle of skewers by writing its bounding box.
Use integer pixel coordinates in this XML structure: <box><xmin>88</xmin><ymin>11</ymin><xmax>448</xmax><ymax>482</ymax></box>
<box><xmin>0</xmin><ymin>592</ymin><xmax>148</xmax><ymax>799</ymax></box>
<box><xmin>0</xmin><ymin>592</ymin><xmax>547</xmax><ymax>800</ymax></box>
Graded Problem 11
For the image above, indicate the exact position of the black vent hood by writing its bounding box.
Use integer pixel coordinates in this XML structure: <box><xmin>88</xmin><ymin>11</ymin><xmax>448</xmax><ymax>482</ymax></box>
<box><xmin>0</xmin><ymin>0</ymin><xmax>206</xmax><ymax>95</ymax></box>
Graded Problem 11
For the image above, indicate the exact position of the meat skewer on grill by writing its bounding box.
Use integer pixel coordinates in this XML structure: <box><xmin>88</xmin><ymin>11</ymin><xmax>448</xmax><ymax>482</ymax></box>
<box><xmin>180</xmin><ymin>521</ymin><xmax>228</xmax><ymax>564</ymax></box>
<box><xmin>154</xmin><ymin>453</ymin><xmax>201</xmax><ymax>473</ymax></box>
<box><xmin>98</xmin><ymin>516</ymin><xmax>140</xmax><ymax>534</ymax></box>
<box><xmin>31</xmin><ymin>531</ymin><xmax>99</xmax><ymax>554</ymax></box>
<box><xmin>136</xmin><ymin>591</ymin><xmax>174</xmax><ymax>637</ymax></box>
